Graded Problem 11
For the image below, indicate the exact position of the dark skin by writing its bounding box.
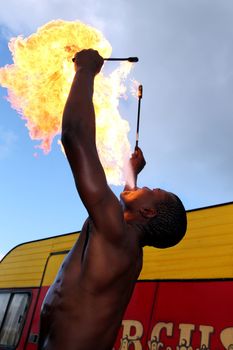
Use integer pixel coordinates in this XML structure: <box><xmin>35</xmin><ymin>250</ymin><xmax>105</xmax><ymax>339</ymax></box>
<box><xmin>38</xmin><ymin>49</ymin><xmax>174</xmax><ymax>350</ymax></box>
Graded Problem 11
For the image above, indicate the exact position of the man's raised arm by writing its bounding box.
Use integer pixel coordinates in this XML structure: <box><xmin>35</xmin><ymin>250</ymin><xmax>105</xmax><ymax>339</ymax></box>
<box><xmin>61</xmin><ymin>49</ymin><xmax>123</xmax><ymax>236</ymax></box>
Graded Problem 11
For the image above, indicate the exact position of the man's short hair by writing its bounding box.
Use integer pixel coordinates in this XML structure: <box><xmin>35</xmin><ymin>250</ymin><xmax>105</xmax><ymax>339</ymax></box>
<box><xmin>142</xmin><ymin>194</ymin><xmax>187</xmax><ymax>248</ymax></box>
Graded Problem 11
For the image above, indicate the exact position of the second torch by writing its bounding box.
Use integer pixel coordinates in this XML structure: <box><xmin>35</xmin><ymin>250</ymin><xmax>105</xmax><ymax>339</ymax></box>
<box><xmin>135</xmin><ymin>85</ymin><xmax>143</xmax><ymax>150</ymax></box>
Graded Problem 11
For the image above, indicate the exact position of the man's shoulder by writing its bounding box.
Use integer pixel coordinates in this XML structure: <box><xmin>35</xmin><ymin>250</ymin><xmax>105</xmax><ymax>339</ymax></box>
<box><xmin>88</xmin><ymin>225</ymin><xmax>142</xmax><ymax>271</ymax></box>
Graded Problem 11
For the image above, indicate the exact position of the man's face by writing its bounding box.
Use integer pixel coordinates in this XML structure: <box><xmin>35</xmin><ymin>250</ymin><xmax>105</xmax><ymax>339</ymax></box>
<box><xmin>120</xmin><ymin>187</ymin><xmax>174</xmax><ymax>211</ymax></box>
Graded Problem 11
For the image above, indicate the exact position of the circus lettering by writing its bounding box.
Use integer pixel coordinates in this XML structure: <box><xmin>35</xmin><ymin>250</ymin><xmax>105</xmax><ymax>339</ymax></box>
<box><xmin>116</xmin><ymin>321</ymin><xmax>233</xmax><ymax>350</ymax></box>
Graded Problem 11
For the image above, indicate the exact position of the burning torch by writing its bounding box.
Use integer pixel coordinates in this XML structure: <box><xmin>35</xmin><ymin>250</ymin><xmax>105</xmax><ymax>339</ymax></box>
<box><xmin>135</xmin><ymin>84</ymin><xmax>143</xmax><ymax>150</ymax></box>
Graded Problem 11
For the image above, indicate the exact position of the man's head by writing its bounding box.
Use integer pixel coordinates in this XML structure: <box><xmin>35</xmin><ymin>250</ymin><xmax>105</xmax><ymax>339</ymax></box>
<box><xmin>120</xmin><ymin>187</ymin><xmax>187</xmax><ymax>248</ymax></box>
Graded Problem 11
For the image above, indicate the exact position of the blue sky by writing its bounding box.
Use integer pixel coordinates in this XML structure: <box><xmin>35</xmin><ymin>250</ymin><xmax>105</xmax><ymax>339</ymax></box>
<box><xmin>1</xmin><ymin>0</ymin><xmax>233</xmax><ymax>258</ymax></box>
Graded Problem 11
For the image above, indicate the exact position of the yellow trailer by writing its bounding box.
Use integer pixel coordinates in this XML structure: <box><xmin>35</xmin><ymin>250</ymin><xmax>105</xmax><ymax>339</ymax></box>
<box><xmin>0</xmin><ymin>202</ymin><xmax>233</xmax><ymax>349</ymax></box>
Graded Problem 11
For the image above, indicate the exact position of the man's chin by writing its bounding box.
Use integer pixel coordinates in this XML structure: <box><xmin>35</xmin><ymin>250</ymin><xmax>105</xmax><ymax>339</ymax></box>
<box><xmin>122</xmin><ymin>187</ymin><xmax>138</xmax><ymax>193</ymax></box>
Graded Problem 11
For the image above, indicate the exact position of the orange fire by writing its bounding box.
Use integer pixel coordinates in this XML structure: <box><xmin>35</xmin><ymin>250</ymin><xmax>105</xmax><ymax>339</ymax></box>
<box><xmin>0</xmin><ymin>20</ymin><xmax>134</xmax><ymax>185</ymax></box>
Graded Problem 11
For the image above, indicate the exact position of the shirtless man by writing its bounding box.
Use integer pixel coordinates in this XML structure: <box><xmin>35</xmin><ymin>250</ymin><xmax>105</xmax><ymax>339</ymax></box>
<box><xmin>38</xmin><ymin>49</ymin><xmax>187</xmax><ymax>350</ymax></box>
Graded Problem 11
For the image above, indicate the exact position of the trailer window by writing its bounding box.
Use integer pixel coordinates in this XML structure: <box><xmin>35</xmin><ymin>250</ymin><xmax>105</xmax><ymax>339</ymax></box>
<box><xmin>0</xmin><ymin>293</ymin><xmax>11</xmax><ymax>328</ymax></box>
<box><xmin>0</xmin><ymin>293</ymin><xmax>30</xmax><ymax>347</ymax></box>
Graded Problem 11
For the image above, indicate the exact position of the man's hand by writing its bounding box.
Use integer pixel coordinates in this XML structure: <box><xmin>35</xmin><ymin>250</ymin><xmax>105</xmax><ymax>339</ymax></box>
<box><xmin>130</xmin><ymin>147</ymin><xmax>146</xmax><ymax>176</ymax></box>
<box><xmin>73</xmin><ymin>49</ymin><xmax>104</xmax><ymax>75</ymax></box>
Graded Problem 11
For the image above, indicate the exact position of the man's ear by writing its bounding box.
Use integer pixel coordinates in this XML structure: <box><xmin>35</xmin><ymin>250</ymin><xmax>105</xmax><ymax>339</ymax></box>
<box><xmin>139</xmin><ymin>207</ymin><xmax>158</xmax><ymax>219</ymax></box>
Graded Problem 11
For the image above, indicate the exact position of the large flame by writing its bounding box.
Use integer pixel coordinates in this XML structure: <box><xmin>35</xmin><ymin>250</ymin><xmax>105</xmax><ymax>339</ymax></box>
<box><xmin>0</xmin><ymin>20</ymin><xmax>133</xmax><ymax>185</ymax></box>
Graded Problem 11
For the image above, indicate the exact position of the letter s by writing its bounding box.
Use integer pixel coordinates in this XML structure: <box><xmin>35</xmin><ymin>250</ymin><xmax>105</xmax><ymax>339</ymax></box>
<box><xmin>220</xmin><ymin>327</ymin><xmax>233</xmax><ymax>350</ymax></box>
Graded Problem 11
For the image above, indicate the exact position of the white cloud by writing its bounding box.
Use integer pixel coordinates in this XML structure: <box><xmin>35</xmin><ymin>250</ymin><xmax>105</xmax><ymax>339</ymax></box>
<box><xmin>0</xmin><ymin>0</ymin><xmax>131</xmax><ymax>46</ymax></box>
<box><xmin>0</xmin><ymin>0</ymin><xmax>126</xmax><ymax>36</ymax></box>
<box><xmin>0</xmin><ymin>0</ymin><xmax>55</xmax><ymax>34</ymax></box>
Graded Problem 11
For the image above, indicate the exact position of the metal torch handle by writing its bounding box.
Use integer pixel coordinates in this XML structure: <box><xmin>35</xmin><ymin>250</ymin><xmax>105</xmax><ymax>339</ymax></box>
<box><xmin>135</xmin><ymin>85</ymin><xmax>143</xmax><ymax>150</ymax></box>
<box><xmin>72</xmin><ymin>56</ymin><xmax>139</xmax><ymax>63</ymax></box>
